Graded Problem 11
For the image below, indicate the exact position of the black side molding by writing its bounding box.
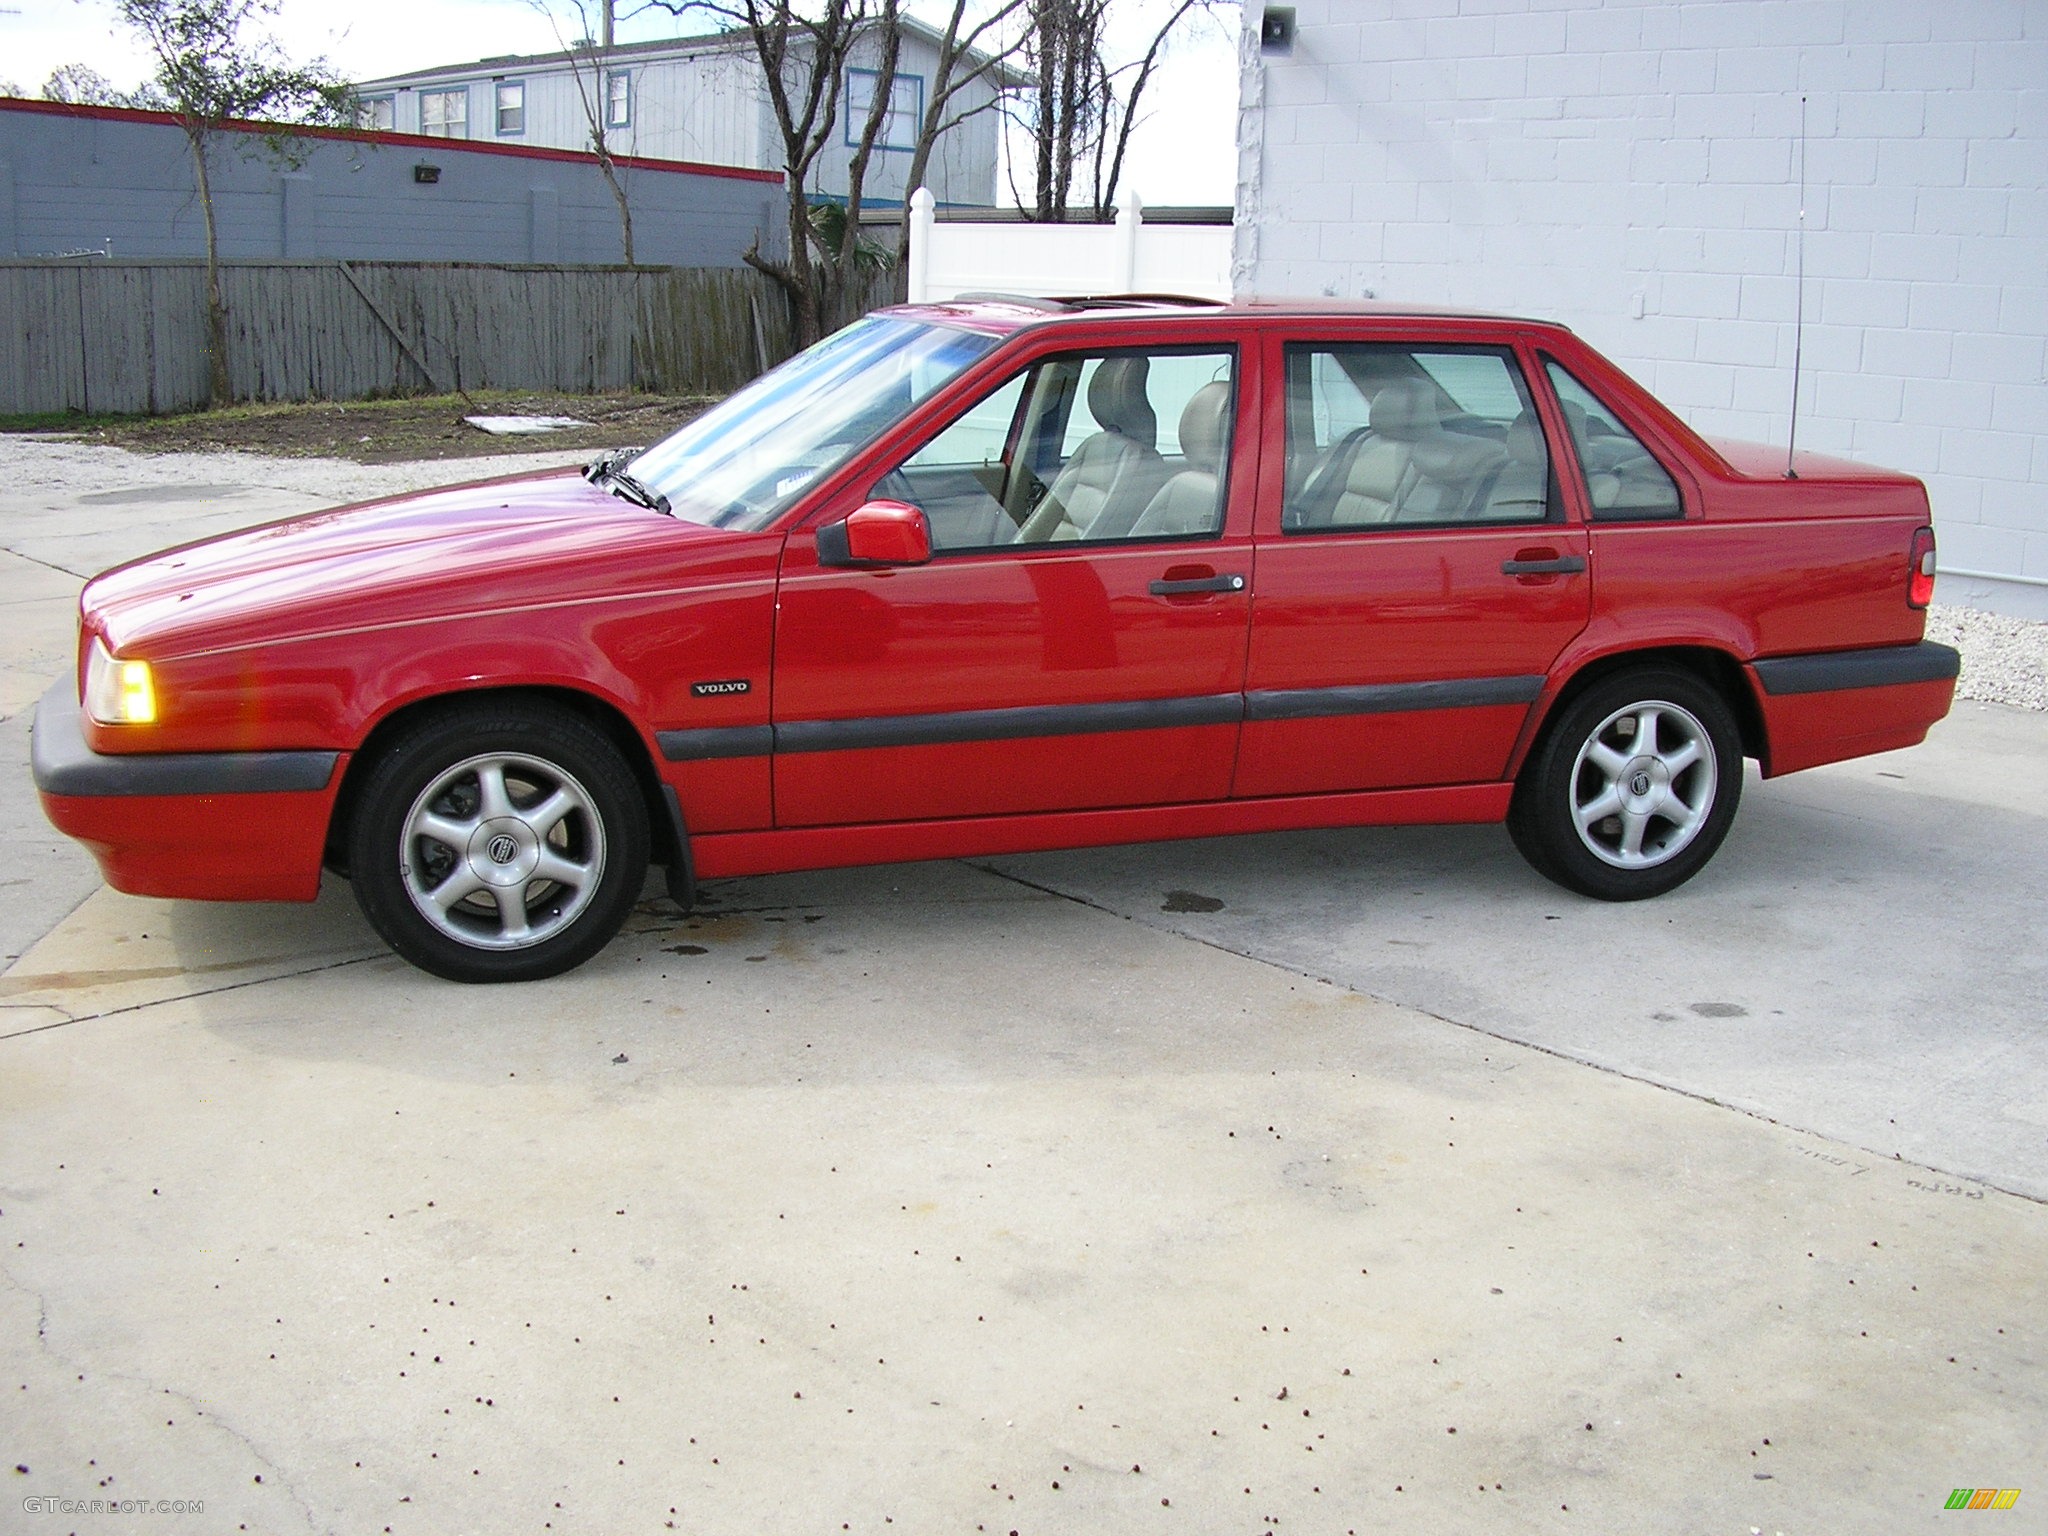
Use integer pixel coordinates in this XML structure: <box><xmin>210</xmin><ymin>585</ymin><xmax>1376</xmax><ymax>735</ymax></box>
<box><xmin>1752</xmin><ymin>641</ymin><xmax>1961</xmax><ymax>697</ymax></box>
<box><xmin>30</xmin><ymin>679</ymin><xmax>339</xmax><ymax>798</ymax></box>
<box><xmin>658</xmin><ymin>675</ymin><xmax>1552</xmax><ymax>761</ymax></box>
<box><xmin>1246</xmin><ymin>675</ymin><xmax>1545</xmax><ymax>722</ymax></box>
<box><xmin>775</xmin><ymin>694</ymin><xmax>1243</xmax><ymax>755</ymax></box>
<box><xmin>657</xmin><ymin>725</ymin><xmax>775</xmax><ymax>762</ymax></box>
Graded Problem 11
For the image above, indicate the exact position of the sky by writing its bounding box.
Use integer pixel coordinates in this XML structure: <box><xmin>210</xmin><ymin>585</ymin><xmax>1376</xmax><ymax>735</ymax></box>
<box><xmin>0</xmin><ymin>0</ymin><xmax>1240</xmax><ymax>207</ymax></box>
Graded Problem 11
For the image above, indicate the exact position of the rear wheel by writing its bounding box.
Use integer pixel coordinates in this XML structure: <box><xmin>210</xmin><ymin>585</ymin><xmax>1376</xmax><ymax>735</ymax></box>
<box><xmin>1508</xmin><ymin>667</ymin><xmax>1742</xmax><ymax>901</ymax></box>
<box><xmin>348</xmin><ymin>701</ymin><xmax>648</xmax><ymax>982</ymax></box>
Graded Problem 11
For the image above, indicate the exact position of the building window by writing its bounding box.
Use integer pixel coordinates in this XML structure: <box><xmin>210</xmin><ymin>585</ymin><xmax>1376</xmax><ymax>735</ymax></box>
<box><xmin>420</xmin><ymin>88</ymin><xmax>469</xmax><ymax>138</ymax></box>
<box><xmin>495</xmin><ymin>79</ymin><xmax>525</xmax><ymax>136</ymax></box>
<box><xmin>357</xmin><ymin>94</ymin><xmax>395</xmax><ymax>131</ymax></box>
<box><xmin>845</xmin><ymin>68</ymin><xmax>921</xmax><ymax>150</ymax></box>
<box><xmin>605</xmin><ymin>70</ymin><xmax>631</xmax><ymax>129</ymax></box>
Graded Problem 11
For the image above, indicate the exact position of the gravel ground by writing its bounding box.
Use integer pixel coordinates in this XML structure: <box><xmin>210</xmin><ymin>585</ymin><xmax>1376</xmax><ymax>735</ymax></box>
<box><xmin>3</xmin><ymin>436</ymin><xmax>2042</xmax><ymax>712</ymax></box>
<box><xmin>1926</xmin><ymin>604</ymin><xmax>2048</xmax><ymax>712</ymax></box>
<box><xmin>0</xmin><ymin>435</ymin><xmax>592</xmax><ymax>507</ymax></box>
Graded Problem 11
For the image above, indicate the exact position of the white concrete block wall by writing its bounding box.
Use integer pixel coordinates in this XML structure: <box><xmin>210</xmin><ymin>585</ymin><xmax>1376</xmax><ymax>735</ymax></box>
<box><xmin>1234</xmin><ymin>0</ymin><xmax>2048</xmax><ymax>618</ymax></box>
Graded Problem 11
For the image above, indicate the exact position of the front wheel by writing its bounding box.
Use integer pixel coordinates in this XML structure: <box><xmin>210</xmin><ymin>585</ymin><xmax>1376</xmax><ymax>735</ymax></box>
<box><xmin>1507</xmin><ymin>667</ymin><xmax>1742</xmax><ymax>901</ymax></box>
<box><xmin>348</xmin><ymin>701</ymin><xmax>649</xmax><ymax>982</ymax></box>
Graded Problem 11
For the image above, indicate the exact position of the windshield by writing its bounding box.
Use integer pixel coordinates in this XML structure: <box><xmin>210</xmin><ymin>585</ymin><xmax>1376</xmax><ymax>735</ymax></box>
<box><xmin>631</xmin><ymin>315</ymin><xmax>1001</xmax><ymax>530</ymax></box>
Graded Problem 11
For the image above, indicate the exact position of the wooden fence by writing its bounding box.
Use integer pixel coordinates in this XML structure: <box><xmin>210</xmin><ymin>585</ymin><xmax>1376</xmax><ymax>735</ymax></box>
<box><xmin>0</xmin><ymin>259</ymin><xmax>812</xmax><ymax>416</ymax></box>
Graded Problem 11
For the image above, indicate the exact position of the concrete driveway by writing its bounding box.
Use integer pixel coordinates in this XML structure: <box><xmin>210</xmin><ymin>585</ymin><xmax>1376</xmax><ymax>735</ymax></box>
<box><xmin>3</xmin><ymin>438</ymin><xmax>2042</xmax><ymax>1534</ymax></box>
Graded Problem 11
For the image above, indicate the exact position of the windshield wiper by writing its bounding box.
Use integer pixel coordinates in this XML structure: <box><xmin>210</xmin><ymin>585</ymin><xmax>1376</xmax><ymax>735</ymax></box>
<box><xmin>583</xmin><ymin>448</ymin><xmax>671</xmax><ymax>515</ymax></box>
<box><xmin>582</xmin><ymin>446</ymin><xmax>634</xmax><ymax>483</ymax></box>
<box><xmin>603</xmin><ymin>469</ymin><xmax>671</xmax><ymax>516</ymax></box>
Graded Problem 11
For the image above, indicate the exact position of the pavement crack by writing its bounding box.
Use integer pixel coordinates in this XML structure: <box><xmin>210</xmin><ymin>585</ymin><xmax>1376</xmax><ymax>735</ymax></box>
<box><xmin>1</xmin><ymin>1259</ymin><xmax>321</xmax><ymax>1534</ymax></box>
<box><xmin>0</xmin><ymin>543</ymin><xmax>93</xmax><ymax>582</ymax></box>
<box><xmin>0</xmin><ymin>952</ymin><xmax>384</xmax><ymax>1041</ymax></box>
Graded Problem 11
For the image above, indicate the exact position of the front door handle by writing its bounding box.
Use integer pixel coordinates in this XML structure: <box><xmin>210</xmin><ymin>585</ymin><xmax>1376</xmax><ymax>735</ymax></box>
<box><xmin>1501</xmin><ymin>554</ymin><xmax>1587</xmax><ymax>576</ymax></box>
<box><xmin>1150</xmin><ymin>573</ymin><xmax>1247</xmax><ymax>596</ymax></box>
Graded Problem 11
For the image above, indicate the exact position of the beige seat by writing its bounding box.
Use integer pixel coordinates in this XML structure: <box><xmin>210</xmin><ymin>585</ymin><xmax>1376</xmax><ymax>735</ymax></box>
<box><xmin>1472</xmin><ymin>411</ymin><xmax>1551</xmax><ymax>521</ymax></box>
<box><xmin>1311</xmin><ymin>377</ymin><xmax>1438</xmax><ymax>526</ymax></box>
<box><xmin>1017</xmin><ymin>357</ymin><xmax>1169</xmax><ymax>542</ymax></box>
<box><xmin>1397</xmin><ymin>423</ymin><xmax>1509</xmax><ymax>522</ymax></box>
<box><xmin>1556</xmin><ymin>399</ymin><xmax>1681</xmax><ymax>517</ymax></box>
<box><xmin>1127</xmin><ymin>381</ymin><xmax>1231</xmax><ymax>539</ymax></box>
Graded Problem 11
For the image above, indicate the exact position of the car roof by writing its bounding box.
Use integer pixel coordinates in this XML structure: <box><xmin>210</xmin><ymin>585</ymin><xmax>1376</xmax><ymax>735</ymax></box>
<box><xmin>882</xmin><ymin>294</ymin><xmax>1577</xmax><ymax>337</ymax></box>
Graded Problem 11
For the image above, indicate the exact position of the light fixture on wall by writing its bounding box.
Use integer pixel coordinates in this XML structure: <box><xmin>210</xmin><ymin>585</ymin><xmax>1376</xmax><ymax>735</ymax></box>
<box><xmin>413</xmin><ymin>164</ymin><xmax>442</xmax><ymax>185</ymax></box>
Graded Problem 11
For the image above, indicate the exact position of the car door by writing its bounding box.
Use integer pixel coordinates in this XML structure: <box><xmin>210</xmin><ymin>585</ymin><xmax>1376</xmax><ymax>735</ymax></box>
<box><xmin>772</xmin><ymin>338</ymin><xmax>1256</xmax><ymax>829</ymax></box>
<box><xmin>1235</xmin><ymin>330</ymin><xmax>1590</xmax><ymax>797</ymax></box>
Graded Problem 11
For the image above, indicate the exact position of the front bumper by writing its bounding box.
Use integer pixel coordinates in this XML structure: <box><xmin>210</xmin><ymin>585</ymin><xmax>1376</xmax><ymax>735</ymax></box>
<box><xmin>31</xmin><ymin>679</ymin><xmax>346</xmax><ymax>902</ymax></box>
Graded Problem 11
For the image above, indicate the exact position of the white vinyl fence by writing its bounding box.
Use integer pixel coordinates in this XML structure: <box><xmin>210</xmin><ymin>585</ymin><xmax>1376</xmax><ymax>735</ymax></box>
<box><xmin>904</xmin><ymin>188</ymin><xmax>1232</xmax><ymax>304</ymax></box>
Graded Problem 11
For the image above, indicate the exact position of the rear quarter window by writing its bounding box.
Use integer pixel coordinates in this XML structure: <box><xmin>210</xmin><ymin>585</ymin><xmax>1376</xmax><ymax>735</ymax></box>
<box><xmin>1544</xmin><ymin>361</ymin><xmax>1685</xmax><ymax>521</ymax></box>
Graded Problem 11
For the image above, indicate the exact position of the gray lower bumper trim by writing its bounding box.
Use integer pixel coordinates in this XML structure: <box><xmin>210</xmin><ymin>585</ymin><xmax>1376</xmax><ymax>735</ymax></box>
<box><xmin>30</xmin><ymin>679</ymin><xmax>339</xmax><ymax>798</ymax></box>
<box><xmin>1752</xmin><ymin>641</ymin><xmax>1961</xmax><ymax>697</ymax></box>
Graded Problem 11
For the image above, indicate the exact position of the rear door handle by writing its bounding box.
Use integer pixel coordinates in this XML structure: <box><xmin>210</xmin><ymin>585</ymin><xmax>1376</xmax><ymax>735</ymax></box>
<box><xmin>1150</xmin><ymin>573</ymin><xmax>1247</xmax><ymax>596</ymax></box>
<box><xmin>1501</xmin><ymin>555</ymin><xmax>1587</xmax><ymax>576</ymax></box>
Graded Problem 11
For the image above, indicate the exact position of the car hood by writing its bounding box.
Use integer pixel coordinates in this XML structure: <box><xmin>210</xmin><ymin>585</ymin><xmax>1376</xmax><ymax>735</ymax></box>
<box><xmin>85</xmin><ymin>468</ymin><xmax>755</xmax><ymax>657</ymax></box>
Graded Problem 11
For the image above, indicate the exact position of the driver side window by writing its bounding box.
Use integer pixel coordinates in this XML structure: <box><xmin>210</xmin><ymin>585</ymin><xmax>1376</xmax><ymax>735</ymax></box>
<box><xmin>872</xmin><ymin>346</ymin><xmax>1236</xmax><ymax>553</ymax></box>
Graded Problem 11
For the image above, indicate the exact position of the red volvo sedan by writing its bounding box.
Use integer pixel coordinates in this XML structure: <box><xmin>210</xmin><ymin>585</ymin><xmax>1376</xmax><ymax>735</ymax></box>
<box><xmin>33</xmin><ymin>298</ymin><xmax>1959</xmax><ymax>981</ymax></box>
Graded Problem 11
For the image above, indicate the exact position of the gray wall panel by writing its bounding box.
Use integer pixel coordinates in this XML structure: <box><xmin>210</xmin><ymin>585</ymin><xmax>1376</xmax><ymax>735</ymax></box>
<box><xmin>0</xmin><ymin>101</ymin><xmax>783</xmax><ymax>267</ymax></box>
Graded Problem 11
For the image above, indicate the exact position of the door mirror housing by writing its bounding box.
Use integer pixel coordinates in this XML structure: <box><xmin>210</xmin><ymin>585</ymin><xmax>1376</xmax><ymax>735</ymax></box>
<box><xmin>818</xmin><ymin>500</ymin><xmax>932</xmax><ymax>568</ymax></box>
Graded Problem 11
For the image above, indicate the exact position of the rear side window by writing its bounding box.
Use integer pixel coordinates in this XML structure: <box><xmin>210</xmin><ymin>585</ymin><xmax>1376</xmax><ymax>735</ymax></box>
<box><xmin>1283</xmin><ymin>344</ymin><xmax>1552</xmax><ymax>530</ymax></box>
<box><xmin>1544</xmin><ymin>362</ymin><xmax>1684</xmax><ymax>521</ymax></box>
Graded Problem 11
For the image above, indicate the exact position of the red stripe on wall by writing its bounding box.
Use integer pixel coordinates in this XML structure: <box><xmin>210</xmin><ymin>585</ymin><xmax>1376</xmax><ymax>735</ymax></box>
<box><xmin>0</xmin><ymin>95</ymin><xmax>784</xmax><ymax>184</ymax></box>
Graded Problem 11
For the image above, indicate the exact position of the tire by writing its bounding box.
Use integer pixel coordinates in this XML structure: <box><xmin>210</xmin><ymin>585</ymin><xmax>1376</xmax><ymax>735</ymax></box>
<box><xmin>347</xmin><ymin>700</ymin><xmax>649</xmax><ymax>982</ymax></box>
<box><xmin>1507</xmin><ymin>666</ymin><xmax>1742</xmax><ymax>902</ymax></box>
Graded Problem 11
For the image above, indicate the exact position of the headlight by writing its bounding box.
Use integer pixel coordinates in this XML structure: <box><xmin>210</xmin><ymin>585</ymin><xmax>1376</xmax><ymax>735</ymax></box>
<box><xmin>84</xmin><ymin>639</ymin><xmax>157</xmax><ymax>725</ymax></box>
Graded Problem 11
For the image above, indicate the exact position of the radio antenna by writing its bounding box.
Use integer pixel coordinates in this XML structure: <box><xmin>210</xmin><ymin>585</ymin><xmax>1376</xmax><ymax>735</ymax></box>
<box><xmin>1786</xmin><ymin>94</ymin><xmax>1808</xmax><ymax>479</ymax></box>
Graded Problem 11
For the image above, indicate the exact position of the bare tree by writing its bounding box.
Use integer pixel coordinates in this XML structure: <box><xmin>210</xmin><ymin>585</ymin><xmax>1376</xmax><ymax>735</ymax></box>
<box><xmin>1013</xmin><ymin>0</ymin><xmax>1216</xmax><ymax>222</ymax></box>
<box><xmin>532</xmin><ymin>0</ymin><xmax>638</xmax><ymax>263</ymax></box>
<box><xmin>114</xmin><ymin>0</ymin><xmax>353</xmax><ymax>405</ymax></box>
<box><xmin>1015</xmin><ymin>0</ymin><xmax>1107</xmax><ymax>220</ymax></box>
<box><xmin>1090</xmin><ymin>0</ymin><xmax>1201</xmax><ymax>215</ymax></box>
<box><xmin>650</xmin><ymin>0</ymin><xmax>906</xmax><ymax>345</ymax></box>
<box><xmin>890</xmin><ymin>0</ymin><xmax>1030</xmax><ymax>291</ymax></box>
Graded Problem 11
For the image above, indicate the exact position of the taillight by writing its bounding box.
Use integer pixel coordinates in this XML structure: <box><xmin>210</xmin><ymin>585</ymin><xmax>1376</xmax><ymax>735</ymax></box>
<box><xmin>1908</xmin><ymin>526</ymin><xmax>1936</xmax><ymax>609</ymax></box>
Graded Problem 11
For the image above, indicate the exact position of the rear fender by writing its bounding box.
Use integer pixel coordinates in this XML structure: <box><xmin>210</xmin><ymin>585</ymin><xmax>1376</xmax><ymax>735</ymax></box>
<box><xmin>1508</xmin><ymin>615</ymin><xmax>1766</xmax><ymax>780</ymax></box>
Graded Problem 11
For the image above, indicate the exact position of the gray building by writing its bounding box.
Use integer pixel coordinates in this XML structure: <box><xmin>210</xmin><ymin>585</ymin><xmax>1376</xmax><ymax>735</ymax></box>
<box><xmin>0</xmin><ymin>97</ymin><xmax>784</xmax><ymax>266</ymax></box>
<box><xmin>356</xmin><ymin>18</ymin><xmax>1023</xmax><ymax>210</ymax></box>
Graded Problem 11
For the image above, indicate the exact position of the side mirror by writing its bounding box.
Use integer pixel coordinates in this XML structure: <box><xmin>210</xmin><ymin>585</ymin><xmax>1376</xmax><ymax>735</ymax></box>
<box><xmin>817</xmin><ymin>500</ymin><xmax>932</xmax><ymax>568</ymax></box>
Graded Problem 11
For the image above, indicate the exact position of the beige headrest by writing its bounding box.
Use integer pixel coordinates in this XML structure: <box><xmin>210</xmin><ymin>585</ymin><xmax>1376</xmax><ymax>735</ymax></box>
<box><xmin>1086</xmin><ymin>356</ymin><xmax>1157</xmax><ymax>443</ymax></box>
<box><xmin>1505</xmin><ymin>411</ymin><xmax>1548</xmax><ymax>466</ymax></box>
<box><xmin>1176</xmin><ymin>381</ymin><xmax>1231</xmax><ymax>474</ymax></box>
<box><xmin>1369</xmin><ymin>378</ymin><xmax>1440</xmax><ymax>441</ymax></box>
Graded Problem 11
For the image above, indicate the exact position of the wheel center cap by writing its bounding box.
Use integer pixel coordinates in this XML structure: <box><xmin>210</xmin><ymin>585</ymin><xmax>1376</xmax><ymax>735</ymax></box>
<box><xmin>1623</xmin><ymin>756</ymin><xmax>1666</xmax><ymax>805</ymax></box>
<box><xmin>469</xmin><ymin>817</ymin><xmax>540</xmax><ymax>886</ymax></box>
